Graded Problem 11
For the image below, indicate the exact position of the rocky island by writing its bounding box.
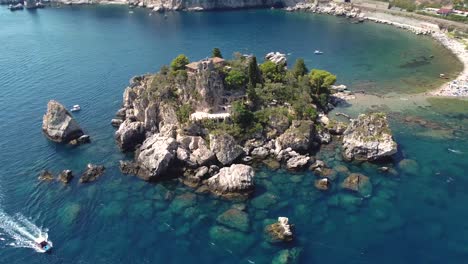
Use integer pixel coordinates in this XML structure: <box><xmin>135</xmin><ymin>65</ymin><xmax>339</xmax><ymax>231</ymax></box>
<box><xmin>113</xmin><ymin>49</ymin><xmax>398</xmax><ymax>198</ymax></box>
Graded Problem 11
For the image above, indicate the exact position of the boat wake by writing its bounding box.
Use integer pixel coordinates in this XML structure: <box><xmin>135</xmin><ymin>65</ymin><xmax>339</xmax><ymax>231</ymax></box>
<box><xmin>448</xmin><ymin>148</ymin><xmax>463</xmax><ymax>154</ymax></box>
<box><xmin>0</xmin><ymin>211</ymin><xmax>52</xmax><ymax>253</ymax></box>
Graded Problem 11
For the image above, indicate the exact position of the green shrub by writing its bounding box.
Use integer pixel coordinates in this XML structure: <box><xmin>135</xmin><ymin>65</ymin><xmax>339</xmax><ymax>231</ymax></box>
<box><xmin>170</xmin><ymin>54</ymin><xmax>189</xmax><ymax>72</ymax></box>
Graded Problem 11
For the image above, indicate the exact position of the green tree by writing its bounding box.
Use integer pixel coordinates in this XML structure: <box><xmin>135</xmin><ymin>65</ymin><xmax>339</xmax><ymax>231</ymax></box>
<box><xmin>309</xmin><ymin>69</ymin><xmax>336</xmax><ymax>110</ymax></box>
<box><xmin>292</xmin><ymin>58</ymin><xmax>308</xmax><ymax>78</ymax></box>
<box><xmin>212</xmin><ymin>48</ymin><xmax>223</xmax><ymax>58</ymax></box>
<box><xmin>176</xmin><ymin>103</ymin><xmax>193</xmax><ymax>124</ymax></box>
<box><xmin>246</xmin><ymin>84</ymin><xmax>260</xmax><ymax>107</ymax></box>
<box><xmin>170</xmin><ymin>54</ymin><xmax>189</xmax><ymax>72</ymax></box>
<box><xmin>259</xmin><ymin>61</ymin><xmax>286</xmax><ymax>83</ymax></box>
<box><xmin>225</xmin><ymin>69</ymin><xmax>247</xmax><ymax>90</ymax></box>
<box><xmin>247</xmin><ymin>56</ymin><xmax>262</xmax><ymax>87</ymax></box>
<box><xmin>309</xmin><ymin>69</ymin><xmax>336</xmax><ymax>97</ymax></box>
<box><xmin>231</xmin><ymin>101</ymin><xmax>254</xmax><ymax>129</ymax></box>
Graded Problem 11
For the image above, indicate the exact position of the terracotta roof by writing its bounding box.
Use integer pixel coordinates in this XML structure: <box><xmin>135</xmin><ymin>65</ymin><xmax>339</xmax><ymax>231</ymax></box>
<box><xmin>437</xmin><ymin>8</ymin><xmax>453</xmax><ymax>14</ymax></box>
<box><xmin>211</xmin><ymin>57</ymin><xmax>225</xmax><ymax>64</ymax></box>
<box><xmin>185</xmin><ymin>62</ymin><xmax>199</xmax><ymax>70</ymax></box>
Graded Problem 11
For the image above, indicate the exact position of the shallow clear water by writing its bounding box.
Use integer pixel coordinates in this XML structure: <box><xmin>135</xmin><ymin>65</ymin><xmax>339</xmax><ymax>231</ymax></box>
<box><xmin>0</xmin><ymin>5</ymin><xmax>467</xmax><ymax>264</ymax></box>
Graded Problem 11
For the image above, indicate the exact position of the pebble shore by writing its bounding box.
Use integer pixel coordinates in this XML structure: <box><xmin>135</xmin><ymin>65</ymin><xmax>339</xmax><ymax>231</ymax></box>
<box><xmin>430</xmin><ymin>32</ymin><xmax>468</xmax><ymax>97</ymax></box>
<box><xmin>286</xmin><ymin>2</ymin><xmax>468</xmax><ymax>97</ymax></box>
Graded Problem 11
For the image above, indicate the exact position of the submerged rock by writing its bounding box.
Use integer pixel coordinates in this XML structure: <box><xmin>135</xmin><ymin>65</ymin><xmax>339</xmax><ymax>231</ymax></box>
<box><xmin>265</xmin><ymin>217</ymin><xmax>294</xmax><ymax>243</ymax></box>
<box><xmin>341</xmin><ymin>173</ymin><xmax>372</xmax><ymax>197</ymax></box>
<box><xmin>251</xmin><ymin>193</ymin><xmax>279</xmax><ymax>210</ymax></box>
<box><xmin>398</xmin><ymin>159</ymin><xmax>420</xmax><ymax>175</ymax></box>
<box><xmin>342</xmin><ymin>113</ymin><xmax>397</xmax><ymax>161</ymax></box>
<box><xmin>38</xmin><ymin>170</ymin><xmax>54</xmax><ymax>181</ymax></box>
<box><xmin>272</xmin><ymin>247</ymin><xmax>302</xmax><ymax>264</ymax></box>
<box><xmin>42</xmin><ymin>100</ymin><xmax>84</xmax><ymax>143</ymax></box>
<box><xmin>216</xmin><ymin>208</ymin><xmax>250</xmax><ymax>233</ymax></box>
<box><xmin>209</xmin><ymin>133</ymin><xmax>244</xmax><ymax>165</ymax></box>
<box><xmin>207</xmin><ymin>164</ymin><xmax>255</xmax><ymax>199</ymax></box>
<box><xmin>58</xmin><ymin>169</ymin><xmax>73</xmax><ymax>184</ymax></box>
<box><xmin>80</xmin><ymin>164</ymin><xmax>105</xmax><ymax>183</ymax></box>
<box><xmin>209</xmin><ymin>225</ymin><xmax>255</xmax><ymax>254</ymax></box>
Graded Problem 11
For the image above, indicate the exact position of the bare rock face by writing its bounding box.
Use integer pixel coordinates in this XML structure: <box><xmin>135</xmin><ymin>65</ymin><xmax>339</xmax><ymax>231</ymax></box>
<box><xmin>141</xmin><ymin>0</ymin><xmax>302</xmax><ymax>11</ymax></box>
<box><xmin>286</xmin><ymin>155</ymin><xmax>310</xmax><ymax>170</ymax></box>
<box><xmin>177</xmin><ymin>135</ymin><xmax>216</xmax><ymax>166</ymax></box>
<box><xmin>275</xmin><ymin>120</ymin><xmax>315</xmax><ymax>153</ymax></box>
<box><xmin>115</xmin><ymin>119</ymin><xmax>146</xmax><ymax>152</ymax></box>
<box><xmin>342</xmin><ymin>113</ymin><xmax>397</xmax><ymax>161</ymax></box>
<box><xmin>207</xmin><ymin>164</ymin><xmax>255</xmax><ymax>199</ymax></box>
<box><xmin>265</xmin><ymin>217</ymin><xmax>294</xmax><ymax>243</ymax></box>
<box><xmin>315</xmin><ymin>178</ymin><xmax>330</xmax><ymax>191</ymax></box>
<box><xmin>209</xmin><ymin>133</ymin><xmax>244</xmax><ymax>166</ymax></box>
<box><xmin>42</xmin><ymin>100</ymin><xmax>84</xmax><ymax>143</ymax></box>
<box><xmin>38</xmin><ymin>170</ymin><xmax>54</xmax><ymax>181</ymax></box>
<box><xmin>80</xmin><ymin>164</ymin><xmax>105</xmax><ymax>183</ymax></box>
<box><xmin>134</xmin><ymin>134</ymin><xmax>178</xmax><ymax>181</ymax></box>
<box><xmin>58</xmin><ymin>170</ymin><xmax>73</xmax><ymax>184</ymax></box>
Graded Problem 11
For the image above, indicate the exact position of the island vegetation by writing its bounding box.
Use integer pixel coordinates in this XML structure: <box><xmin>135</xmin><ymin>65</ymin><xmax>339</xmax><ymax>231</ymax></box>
<box><xmin>109</xmin><ymin>48</ymin><xmax>397</xmax><ymax>200</ymax></box>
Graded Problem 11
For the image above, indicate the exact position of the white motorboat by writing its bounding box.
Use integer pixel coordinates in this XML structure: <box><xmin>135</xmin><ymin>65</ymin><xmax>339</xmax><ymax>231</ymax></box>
<box><xmin>314</xmin><ymin>50</ymin><xmax>324</xmax><ymax>55</ymax></box>
<box><xmin>70</xmin><ymin>105</ymin><xmax>81</xmax><ymax>112</ymax></box>
<box><xmin>34</xmin><ymin>237</ymin><xmax>52</xmax><ymax>253</ymax></box>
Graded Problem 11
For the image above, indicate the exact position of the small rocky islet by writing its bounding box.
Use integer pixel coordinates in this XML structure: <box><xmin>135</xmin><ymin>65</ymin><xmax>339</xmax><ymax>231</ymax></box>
<box><xmin>41</xmin><ymin>50</ymin><xmax>401</xmax><ymax>261</ymax></box>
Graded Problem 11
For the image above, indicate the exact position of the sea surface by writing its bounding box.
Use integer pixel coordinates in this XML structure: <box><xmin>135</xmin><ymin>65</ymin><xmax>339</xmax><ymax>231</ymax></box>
<box><xmin>0</xmin><ymin>5</ymin><xmax>467</xmax><ymax>264</ymax></box>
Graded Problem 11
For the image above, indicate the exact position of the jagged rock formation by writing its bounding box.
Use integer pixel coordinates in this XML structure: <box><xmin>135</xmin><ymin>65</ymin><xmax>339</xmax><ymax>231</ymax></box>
<box><xmin>209</xmin><ymin>133</ymin><xmax>244</xmax><ymax>166</ymax></box>
<box><xmin>80</xmin><ymin>164</ymin><xmax>105</xmax><ymax>183</ymax></box>
<box><xmin>133</xmin><ymin>134</ymin><xmax>178</xmax><ymax>181</ymax></box>
<box><xmin>38</xmin><ymin>170</ymin><xmax>54</xmax><ymax>181</ymax></box>
<box><xmin>136</xmin><ymin>0</ymin><xmax>302</xmax><ymax>10</ymax></box>
<box><xmin>207</xmin><ymin>164</ymin><xmax>255</xmax><ymax>198</ymax></box>
<box><xmin>58</xmin><ymin>170</ymin><xmax>73</xmax><ymax>184</ymax></box>
<box><xmin>265</xmin><ymin>52</ymin><xmax>287</xmax><ymax>65</ymax></box>
<box><xmin>286</xmin><ymin>155</ymin><xmax>310</xmax><ymax>170</ymax></box>
<box><xmin>275</xmin><ymin>120</ymin><xmax>315</xmax><ymax>153</ymax></box>
<box><xmin>342</xmin><ymin>113</ymin><xmax>397</xmax><ymax>161</ymax></box>
<box><xmin>265</xmin><ymin>217</ymin><xmax>294</xmax><ymax>243</ymax></box>
<box><xmin>42</xmin><ymin>100</ymin><xmax>84</xmax><ymax>143</ymax></box>
<box><xmin>115</xmin><ymin>119</ymin><xmax>146</xmax><ymax>152</ymax></box>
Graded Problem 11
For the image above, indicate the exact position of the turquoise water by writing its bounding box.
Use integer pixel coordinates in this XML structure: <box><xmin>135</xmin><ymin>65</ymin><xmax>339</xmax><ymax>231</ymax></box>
<box><xmin>0</xmin><ymin>6</ymin><xmax>467</xmax><ymax>263</ymax></box>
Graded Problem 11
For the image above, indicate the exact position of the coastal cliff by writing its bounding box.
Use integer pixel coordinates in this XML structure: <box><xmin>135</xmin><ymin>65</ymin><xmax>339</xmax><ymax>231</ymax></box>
<box><xmin>49</xmin><ymin>0</ymin><xmax>304</xmax><ymax>9</ymax></box>
<box><xmin>141</xmin><ymin>0</ymin><xmax>303</xmax><ymax>10</ymax></box>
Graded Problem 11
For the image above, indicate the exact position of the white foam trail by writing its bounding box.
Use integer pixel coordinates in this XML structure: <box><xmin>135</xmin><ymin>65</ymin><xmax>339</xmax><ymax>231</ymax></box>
<box><xmin>0</xmin><ymin>211</ymin><xmax>52</xmax><ymax>252</ymax></box>
<box><xmin>448</xmin><ymin>148</ymin><xmax>463</xmax><ymax>154</ymax></box>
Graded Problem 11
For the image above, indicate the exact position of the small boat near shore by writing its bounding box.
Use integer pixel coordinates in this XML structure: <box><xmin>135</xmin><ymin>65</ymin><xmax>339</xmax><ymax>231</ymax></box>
<box><xmin>8</xmin><ymin>3</ymin><xmax>24</xmax><ymax>10</ymax></box>
<box><xmin>314</xmin><ymin>50</ymin><xmax>324</xmax><ymax>55</ymax></box>
<box><xmin>70</xmin><ymin>104</ymin><xmax>81</xmax><ymax>112</ymax></box>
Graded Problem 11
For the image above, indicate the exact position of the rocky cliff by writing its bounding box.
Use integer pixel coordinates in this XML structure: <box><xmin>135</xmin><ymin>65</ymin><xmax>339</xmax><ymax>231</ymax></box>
<box><xmin>42</xmin><ymin>100</ymin><xmax>84</xmax><ymax>143</ymax></box>
<box><xmin>139</xmin><ymin>0</ymin><xmax>303</xmax><ymax>10</ymax></box>
<box><xmin>342</xmin><ymin>112</ymin><xmax>397</xmax><ymax>161</ymax></box>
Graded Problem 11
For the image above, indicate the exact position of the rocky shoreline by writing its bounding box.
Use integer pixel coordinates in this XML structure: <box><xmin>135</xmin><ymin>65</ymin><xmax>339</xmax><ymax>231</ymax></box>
<box><xmin>110</xmin><ymin>52</ymin><xmax>398</xmax><ymax>201</ymax></box>
<box><xmin>285</xmin><ymin>2</ymin><xmax>468</xmax><ymax>97</ymax></box>
<box><xmin>430</xmin><ymin>32</ymin><xmax>468</xmax><ymax>97</ymax></box>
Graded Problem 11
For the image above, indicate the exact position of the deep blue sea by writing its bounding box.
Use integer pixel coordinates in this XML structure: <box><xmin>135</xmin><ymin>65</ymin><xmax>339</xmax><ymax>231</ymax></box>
<box><xmin>0</xmin><ymin>5</ymin><xmax>467</xmax><ymax>264</ymax></box>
